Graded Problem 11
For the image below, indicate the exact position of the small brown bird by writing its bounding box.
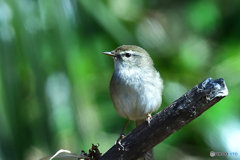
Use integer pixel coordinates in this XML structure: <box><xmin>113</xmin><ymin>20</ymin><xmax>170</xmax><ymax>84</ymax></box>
<box><xmin>103</xmin><ymin>45</ymin><xmax>163</xmax><ymax>160</ymax></box>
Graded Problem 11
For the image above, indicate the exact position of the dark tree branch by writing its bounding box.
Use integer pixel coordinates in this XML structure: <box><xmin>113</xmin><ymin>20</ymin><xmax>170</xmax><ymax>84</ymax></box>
<box><xmin>99</xmin><ymin>78</ymin><xmax>228</xmax><ymax>160</ymax></box>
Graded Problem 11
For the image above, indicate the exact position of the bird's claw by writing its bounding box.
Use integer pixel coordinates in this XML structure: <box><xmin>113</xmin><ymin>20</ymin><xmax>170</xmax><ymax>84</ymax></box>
<box><xmin>146</xmin><ymin>113</ymin><xmax>152</xmax><ymax>126</ymax></box>
<box><xmin>116</xmin><ymin>140</ymin><xmax>125</xmax><ymax>151</ymax></box>
<box><xmin>115</xmin><ymin>134</ymin><xmax>125</xmax><ymax>150</ymax></box>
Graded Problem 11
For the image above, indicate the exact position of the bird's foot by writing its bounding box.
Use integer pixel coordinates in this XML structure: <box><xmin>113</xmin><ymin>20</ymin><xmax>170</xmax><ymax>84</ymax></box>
<box><xmin>146</xmin><ymin>113</ymin><xmax>152</xmax><ymax>126</ymax></box>
<box><xmin>115</xmin><ymin>134</ymin><xmax>125</xmax><ymax>151</ymax></box>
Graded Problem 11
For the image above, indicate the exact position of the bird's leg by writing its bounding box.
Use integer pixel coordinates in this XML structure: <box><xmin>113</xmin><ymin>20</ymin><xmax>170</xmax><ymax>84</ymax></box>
<box><xmin>146</xmin><ymin>113</ymin><xmax>152</xmax><ymax>126</ymax></box>
<box><xmin>118</xmin><ymin>119</ymin><xmax>130</xmax><ymax>140</ymax></box>
<box><xmin>115</xmin><ymin>119</ymin><xmax>130</xmax><ymax>150</ymax></box>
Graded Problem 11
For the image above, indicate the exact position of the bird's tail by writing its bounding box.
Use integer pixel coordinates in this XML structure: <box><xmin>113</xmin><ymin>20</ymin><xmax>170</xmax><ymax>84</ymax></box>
<box><xmin>135</xmin><ymin>119</ymin><xmax>154</xmax><ymax>160</ymax></box>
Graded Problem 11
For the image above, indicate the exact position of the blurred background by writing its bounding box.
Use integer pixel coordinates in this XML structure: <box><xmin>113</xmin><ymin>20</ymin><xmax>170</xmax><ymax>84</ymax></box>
<box><xmin>0</xmin><ymin>0</ymin><xmax>240</xmax><ymax>159</ymax></box>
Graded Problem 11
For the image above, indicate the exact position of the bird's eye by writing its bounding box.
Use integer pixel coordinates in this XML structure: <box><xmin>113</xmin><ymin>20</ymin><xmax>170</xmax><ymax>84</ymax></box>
<box><xmin>125</xmin><ymin>53</ymin><xmax>131</xmax><ymax>58</ymax></box>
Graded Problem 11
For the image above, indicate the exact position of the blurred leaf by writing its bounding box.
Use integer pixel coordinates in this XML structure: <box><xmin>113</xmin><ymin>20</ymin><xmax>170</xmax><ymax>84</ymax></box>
<box><xmin>186</xmin><ymin>0</ymin><xmax>220</xmax><ymax>34</ymax></box>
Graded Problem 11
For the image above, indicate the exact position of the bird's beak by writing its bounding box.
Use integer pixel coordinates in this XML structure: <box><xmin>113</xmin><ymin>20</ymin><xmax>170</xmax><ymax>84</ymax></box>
<box><xmin>102</xmin><ymin>51</ymin><xmax>115</xmax><ymax>57</ymax></box>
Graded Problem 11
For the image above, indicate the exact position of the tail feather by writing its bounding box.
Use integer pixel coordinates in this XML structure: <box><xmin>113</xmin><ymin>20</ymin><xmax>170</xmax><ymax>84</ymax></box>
<box><xmin>135</xmin><ymin>119</ymin><xmax>154</xmax><ymax>160</ymax></box>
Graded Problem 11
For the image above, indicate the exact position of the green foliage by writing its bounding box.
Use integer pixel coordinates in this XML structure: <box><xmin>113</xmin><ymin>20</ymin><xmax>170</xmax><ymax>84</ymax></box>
<box><xmin>0</xmin><ymin>0</ymin><xmax>239</xmax><ymax>159</ymax></box>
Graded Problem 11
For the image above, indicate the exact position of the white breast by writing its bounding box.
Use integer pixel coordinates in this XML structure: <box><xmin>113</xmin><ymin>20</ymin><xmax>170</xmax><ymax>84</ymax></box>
<box><xmin>110</xmin><ymin>67</ymin><xmax>163</xmax><ymax>120</ymax></box>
